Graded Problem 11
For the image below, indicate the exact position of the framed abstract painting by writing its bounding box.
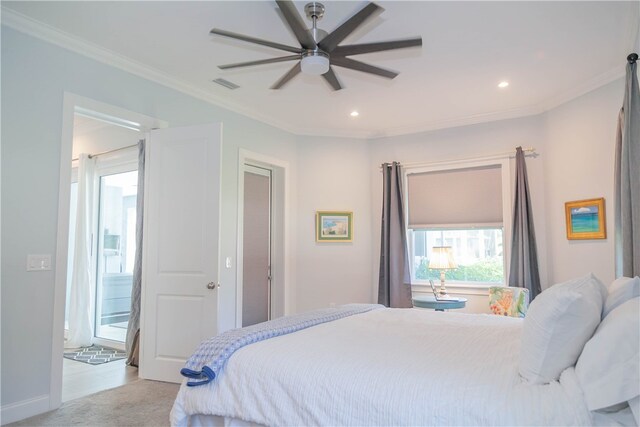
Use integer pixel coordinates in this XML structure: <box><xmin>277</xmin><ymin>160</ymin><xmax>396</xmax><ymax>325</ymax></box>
<box><xmin>316</xmin><ymin>211</ymin><xmax>353</xmax><ymax>242</ymax></box>
<box><xmin>564</xmin><ymin>198</ymin><xmax>606</xmax><ymax>240</ymax></box>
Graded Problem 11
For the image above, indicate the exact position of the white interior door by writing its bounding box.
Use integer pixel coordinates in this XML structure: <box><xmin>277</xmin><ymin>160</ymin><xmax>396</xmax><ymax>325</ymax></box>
<box><xmin>140</xmin><ymin>123</ymin><xmax>222</xmax><ymax>383</ymax></box>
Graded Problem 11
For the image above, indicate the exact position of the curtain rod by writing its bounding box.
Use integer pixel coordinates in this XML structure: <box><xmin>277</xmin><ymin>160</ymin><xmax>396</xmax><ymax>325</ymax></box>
<box><xmin>71</xmin><ymin>141</ymin><xmax>140</xmax><ymax>162</ymax></box>
<box><xmin>380</xmin><ymin>147</ymin><xmax>537</xmax><ymax>169</ymax></box>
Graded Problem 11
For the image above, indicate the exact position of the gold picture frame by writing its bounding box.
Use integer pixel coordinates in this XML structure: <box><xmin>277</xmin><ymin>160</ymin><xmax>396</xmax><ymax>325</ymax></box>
<box><xmin>316</xmin><ymin>211</ymin><xmax>353</xmax><ymax>242</ymax></box>
<box><xmin>565</xmin><ymin>198</ymin><xmax>606</xmax><ymax>240</ymax></box>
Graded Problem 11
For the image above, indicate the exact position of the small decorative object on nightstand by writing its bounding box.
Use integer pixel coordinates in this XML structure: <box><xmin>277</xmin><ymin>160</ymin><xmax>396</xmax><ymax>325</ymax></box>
<box><xmin>429</xmin><ymin>246</ymin><xmax>457</xmax><ymax>295</ymax></box>
<box><xmin>413</xmin><ymin>280</ymin><xmax>467</xmax><ymax>311</ymax></box>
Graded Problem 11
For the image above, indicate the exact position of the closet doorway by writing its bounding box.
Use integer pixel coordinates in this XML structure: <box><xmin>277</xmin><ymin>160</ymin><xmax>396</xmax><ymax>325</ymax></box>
<box><xmin>242</xmin><ymin>165</ymin><xmax>272</xmax><ymax>326</ymax></box>
<box><xmin>237</xmin><ymin>151</ymin><xmax>289</xmax><ymax>328</ymax></box>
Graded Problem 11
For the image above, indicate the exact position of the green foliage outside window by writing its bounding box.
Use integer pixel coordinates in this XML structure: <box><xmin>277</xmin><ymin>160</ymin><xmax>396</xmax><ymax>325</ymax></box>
<box><xmin>415</xmin><ymin>257</ymin><xmax>503</xmax><ymax>283</ymax></box>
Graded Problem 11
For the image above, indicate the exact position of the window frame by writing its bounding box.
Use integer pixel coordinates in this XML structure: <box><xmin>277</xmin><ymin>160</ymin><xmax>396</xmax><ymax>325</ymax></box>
<box><xmin>93</xmin><ymin>151</ymin><xmax>138</xmax><ymax>344</ymax></box>
<box><xmin>403</xmin><ymin>157</ymin><xmax>513</xmax><ymax>290</ymax></box>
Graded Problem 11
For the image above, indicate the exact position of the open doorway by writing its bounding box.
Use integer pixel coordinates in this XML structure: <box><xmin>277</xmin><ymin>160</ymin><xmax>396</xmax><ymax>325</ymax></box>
<box><xmin>66</xmin><ymin>115</ymin><xmax>140</xmax><ymax>348</ymax></box>
<box><xmin>62</xmin><ymin>112</ymin><xmax>141</xmax><ymax>401</ymax></box>
<box><xmin>52</xmin><ymin>94</ymin><xmax>166</xmax><ymax>407</ymax></box>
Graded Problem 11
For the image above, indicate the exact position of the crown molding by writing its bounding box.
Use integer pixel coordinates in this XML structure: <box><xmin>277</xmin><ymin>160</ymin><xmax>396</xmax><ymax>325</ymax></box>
<box><xmin>537</xmin><ymin>65</ymin><xmax>625</xmax><ymax>113</ymax></box>
<box><xmin>365</xmin><ymin>104</ymin><xmax>546</xmax><ymax>140</ymax></box>
<box><xmin>1</xmin><ymin>7</ymin><xmax>628</xmax><ymax>141</ymax></box>
<box><xmin>0</xmin><ymin>7</ymin><xmax>303</xmax><ymax>136</ymax></box>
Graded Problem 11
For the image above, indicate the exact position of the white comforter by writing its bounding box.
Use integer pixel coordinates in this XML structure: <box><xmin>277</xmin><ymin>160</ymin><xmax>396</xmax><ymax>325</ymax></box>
<box><xmin>171</xmin><ymin>308</ymin><xmax>592</xmax><ymax>426</ymax></box>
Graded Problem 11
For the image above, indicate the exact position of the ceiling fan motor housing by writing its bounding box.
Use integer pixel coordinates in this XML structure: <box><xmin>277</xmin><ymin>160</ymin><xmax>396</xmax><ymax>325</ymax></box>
<box><xmin>305</xmin><ymin>2</ymin><xmax>325</xmax><ymax>20</ymax></box>
<box><xmin>303</xmin><ymin>1</ymin><xmax>330</xmax><ymax>77</ymax></box>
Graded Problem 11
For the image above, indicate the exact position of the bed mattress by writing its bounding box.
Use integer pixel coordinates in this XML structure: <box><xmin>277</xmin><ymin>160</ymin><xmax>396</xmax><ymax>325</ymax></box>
<box><xmin>171</xmin><ymin>308</ymin><xmax>592</xmax><ymax>426</ymax></box>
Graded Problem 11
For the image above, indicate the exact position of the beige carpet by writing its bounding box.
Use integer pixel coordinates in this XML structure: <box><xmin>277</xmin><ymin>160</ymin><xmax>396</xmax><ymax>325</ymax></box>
<box><xmin>8</xmin><ymin>380</ymin><xmax>180</xmax><ymax>427</ymax></box>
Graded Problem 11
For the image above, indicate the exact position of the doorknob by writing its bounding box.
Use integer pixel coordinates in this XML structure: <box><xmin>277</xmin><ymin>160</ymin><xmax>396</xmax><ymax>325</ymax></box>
<box><xmin>206</xmin><ymin>282</ymin><xmax>218</xmax><ymax>290</ymax></box>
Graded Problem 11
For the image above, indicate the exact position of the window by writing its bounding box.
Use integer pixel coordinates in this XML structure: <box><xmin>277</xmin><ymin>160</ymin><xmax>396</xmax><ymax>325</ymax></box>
<box><xmin>95</xmin><ymin>170</ymin><xmax>138</xmax><ymax>342</ymax></box>
<box><xmin>410</xmin><ymin>228</ymin><xmax>504</xmax><ymax>284</ymax></box>
<box><xmin>406</xmin><ymin>160</ymin><xmax>510</xmax><ymax>286</ymax></box>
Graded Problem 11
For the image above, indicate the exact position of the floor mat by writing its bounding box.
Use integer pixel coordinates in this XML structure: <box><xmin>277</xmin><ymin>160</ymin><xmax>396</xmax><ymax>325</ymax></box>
<box><xmin>63</xmin><ymin>345</ymin><xmax>126</xmax><ymax>365</ymax></box>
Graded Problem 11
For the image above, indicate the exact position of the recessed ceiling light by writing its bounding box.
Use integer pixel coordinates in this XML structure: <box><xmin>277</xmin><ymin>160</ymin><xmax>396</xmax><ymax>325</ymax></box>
<box><xmin>498</xmin><ymin>81</ymin><xmax>509</xmax><ymax>88</ymax></box>
<box><xmin>350</xmin><ymin>111</ymin><xmax>359</xmax><ymax>117</ymax></box>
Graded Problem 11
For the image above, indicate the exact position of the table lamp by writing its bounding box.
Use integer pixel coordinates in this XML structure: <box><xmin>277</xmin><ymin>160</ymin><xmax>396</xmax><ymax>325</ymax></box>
<box><xmin>429</xmin><ymin>246</ymin><xmax>457</xmax><ymax>295</ymax></box>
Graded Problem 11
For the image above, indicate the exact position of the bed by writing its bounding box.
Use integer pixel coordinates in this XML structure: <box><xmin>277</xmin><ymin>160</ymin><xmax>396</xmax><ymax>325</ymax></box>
<box><xmin>171</xmin><ymin>274</ymin><xmax>640</xmax><ymax>427</ymax></box>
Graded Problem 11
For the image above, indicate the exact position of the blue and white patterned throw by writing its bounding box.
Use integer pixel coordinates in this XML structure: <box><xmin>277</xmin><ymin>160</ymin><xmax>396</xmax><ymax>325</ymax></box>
<box><xmin>181</xmin><ymin>303</ymin><xmax>383</xmax><ymax>386</ymax></box>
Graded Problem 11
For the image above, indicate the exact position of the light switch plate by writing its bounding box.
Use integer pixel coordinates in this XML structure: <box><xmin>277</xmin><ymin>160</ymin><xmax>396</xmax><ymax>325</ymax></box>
<box><xmin>225</xmin><ymin>257</ymin><xmax>232</xmax><ymax>268</ymax></box>
<box><xmin>27</xmin><ymin>254</ymin><xmax>52</xmax><ymax>271</ymax></box>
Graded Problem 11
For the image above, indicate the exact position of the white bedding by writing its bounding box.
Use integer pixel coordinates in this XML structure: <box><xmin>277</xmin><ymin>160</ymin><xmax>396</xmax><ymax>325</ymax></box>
<box><xmin>171</xmin><ymin>308</ymin><xmax>593</xmax><ymax>426</ymax></box>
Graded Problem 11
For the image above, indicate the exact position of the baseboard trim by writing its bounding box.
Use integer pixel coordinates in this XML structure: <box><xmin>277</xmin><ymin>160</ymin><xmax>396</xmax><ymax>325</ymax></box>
<box><xmin>1</xmin><ymin>394</ymin><xmax>50</xmax><ymax>425</ymax></box>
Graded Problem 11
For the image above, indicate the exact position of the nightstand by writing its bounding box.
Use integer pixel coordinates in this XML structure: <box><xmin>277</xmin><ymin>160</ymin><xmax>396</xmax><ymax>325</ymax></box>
<box><xmin>412</xmin><ymin>295</ymin><xmax>467</xmax><ymax>312</ymax></box>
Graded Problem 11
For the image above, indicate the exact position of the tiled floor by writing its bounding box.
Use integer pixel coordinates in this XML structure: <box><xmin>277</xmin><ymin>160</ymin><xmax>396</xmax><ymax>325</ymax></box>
<box><xmin>62</xmin><ymin>357</ymin><xmax>139</xmax><ymax>402</ymax></box>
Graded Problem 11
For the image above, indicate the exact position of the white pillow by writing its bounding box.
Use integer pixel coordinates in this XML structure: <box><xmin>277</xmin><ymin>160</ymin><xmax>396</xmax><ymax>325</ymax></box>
<box><xmin>519</xmin><ymin>274</ymin><xmax>606</xmax><ymax>384</ymax></box>
<box><xmin>575</xmin><ymin>297</ymin><xmax>640</xmax><ymax>411</ymax></box>
<box><xmin>603</xmin><ymin>276</ymin><xmax>640</xmax><ymax>318</ymax></box>
<box><xmin>630</xmin><ymin>395</ymin><xmax>640</xmax><ymax>426</ymax></box>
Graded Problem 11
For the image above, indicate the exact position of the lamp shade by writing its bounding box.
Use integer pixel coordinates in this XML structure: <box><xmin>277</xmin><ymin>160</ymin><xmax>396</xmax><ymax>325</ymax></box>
<box><xmin>429</xmin><ymin>246</ymin><xmax>457</xmax><ymax>269</ymax></box>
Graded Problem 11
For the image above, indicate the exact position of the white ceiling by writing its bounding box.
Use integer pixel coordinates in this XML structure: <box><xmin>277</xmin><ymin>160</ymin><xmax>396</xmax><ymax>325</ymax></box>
<box><xmin>72</xmin><ymin>114</ymin><xmax>141</xmax><ymax>159</ymax></box>
<box><xmin>3</xmin><ymin>1</ymin><xmax>638</xmax><ymax>138</ymax></box>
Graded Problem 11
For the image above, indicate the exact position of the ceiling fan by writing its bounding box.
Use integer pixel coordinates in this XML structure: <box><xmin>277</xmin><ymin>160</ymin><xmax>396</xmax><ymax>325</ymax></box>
<box><xmin>210</xmin><ymin>1</ymin><xmax>422</xmax><ymax>91</ymax></box>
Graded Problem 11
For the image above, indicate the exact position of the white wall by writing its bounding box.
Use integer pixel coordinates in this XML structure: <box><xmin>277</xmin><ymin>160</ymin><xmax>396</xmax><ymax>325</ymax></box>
<box><xmin>0</xmin><ymin>26</ymin><xmax>298</xmax><ymax>416</ymax></box>
<box><xmin>542</xmin><ymin>79</ymin><xmax>624</xmax><ymax>285</ymax></box>
<box><xmin>295</xmin><ymin>136</ymin><xmax>373</xmax><ymax>312</ymax></box>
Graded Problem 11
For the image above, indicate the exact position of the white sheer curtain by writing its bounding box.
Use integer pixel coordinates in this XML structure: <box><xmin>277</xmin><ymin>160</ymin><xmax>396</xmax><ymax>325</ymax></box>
<box><xmin>66</xmin><ymin>154</ymin><xmax>96</xmax><ymax>349</ymax></box>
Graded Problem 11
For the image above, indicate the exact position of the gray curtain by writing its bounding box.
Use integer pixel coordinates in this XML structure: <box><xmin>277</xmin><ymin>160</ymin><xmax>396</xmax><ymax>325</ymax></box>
<box><xmin>614</xmin><ymin>55</ymin><xmax>640</xmax><ymax>278</ymax></box>
<box><xmin>378</xmin><ymin>162</ymin><xmax>412</xmax><ymax>308</ymax></box>
<box><xmin>508</xmin><ymin>146</ymin><xmax>542</xmax><ymax>299</ymax></box>
<box><xmin>126</xmin><ymin>140</ymin><xmax>145</xmax><ymax>366</ymax></box>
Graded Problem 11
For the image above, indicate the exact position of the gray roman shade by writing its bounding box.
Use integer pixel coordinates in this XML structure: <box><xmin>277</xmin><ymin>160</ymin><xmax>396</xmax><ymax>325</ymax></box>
<box><xmin>407</xmin><ymin>165</ymin><xmax>503</xmax><ymax>228</ymax></box>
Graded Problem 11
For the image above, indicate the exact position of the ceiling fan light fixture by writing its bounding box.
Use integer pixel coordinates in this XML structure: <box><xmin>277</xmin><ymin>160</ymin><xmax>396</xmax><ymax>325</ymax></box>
<box><xmin>211</xmin><ymin>1</ymin><xmax>422</xmax><ymax>90</ymax></box>
<box><xmin>301</xmin><ymin>53</ymin><xmax>330</xmax><ymax>75</ymax></box>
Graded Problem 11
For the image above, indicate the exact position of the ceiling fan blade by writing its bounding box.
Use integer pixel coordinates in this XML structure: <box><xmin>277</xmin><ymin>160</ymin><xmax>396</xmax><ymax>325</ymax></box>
<box><xmin>210</xmin><ymin>28</ymin><xmax>302</xmax><ymax>54</ymax></box>
<box><xmin>270</xmin><ymin>62</ymin><xmax>302</xmax><ymax>89</ymax></box>
<box><xmin>331</xmin><ymin>56</ymin><xmax>398</xmax><ymax>79</ymax></box>
<box><xmin>276</xmin><ymin>0</ymin><xmax>317</xmax><ymax>50</ymax></box>
<box><xmin>318</xmin><ymin>3</ymin><xmax>383</xmax><ymax>53</ymax></box>
<box><xmin>219</xmin><ymin>55</ymin><xmax>301</xmax><ymax>70</ymax></box>
<box><xmin>322</xmin><ymin>67</ymin><xmax>343</xmax><ymax>91</ymax></box>
<box><xmin>332</xmin><ymin>38</ymin><xmax>422</xmax><ymax>56</ymax></box>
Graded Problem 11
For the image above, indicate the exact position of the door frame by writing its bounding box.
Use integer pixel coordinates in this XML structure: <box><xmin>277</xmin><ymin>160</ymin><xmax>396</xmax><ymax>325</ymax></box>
<box><xmin>51</xmin><ymin>93</ymin><xmax>166</xmax><ymax>410</ymax></box>
<box><xmin>236</xmin><ymin>149</ymin><xmax>291</xmax><ymax>328</ymax></box>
